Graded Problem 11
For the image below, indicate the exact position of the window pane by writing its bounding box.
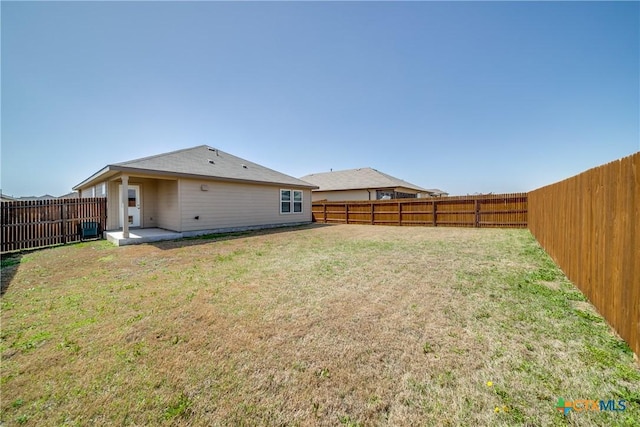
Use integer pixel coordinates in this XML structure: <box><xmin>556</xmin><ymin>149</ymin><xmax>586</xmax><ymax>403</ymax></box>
<box><xmin>294</xmin><ymin>202</ymin><xmax>302</xmax><ymax>213</ymax></box>
<box><xmin>281</xmin><ymin>190</ymin><xmax>291</xmax><ymax>201</ymax></box>
<box><xmin>293</xmin><ymin>191</ymin><xmax>302</xmax><ymax>202</ymax></box>
<box><xmin>281</xmin><ymin>202</ymin><xmax>291</xmax><ymax>213</ymax></box>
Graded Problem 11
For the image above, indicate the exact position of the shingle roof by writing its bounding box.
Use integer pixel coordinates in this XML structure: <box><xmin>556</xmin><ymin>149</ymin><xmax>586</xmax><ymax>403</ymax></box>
<box><xmin>300</xmin><ymin>168</ymin><xmax>428</xmax><ymax>192</ymax></box>
<box><xmin>74</xmin><ymin>145</ymin><xmax>316</xmax><ymax>189</ymax></box>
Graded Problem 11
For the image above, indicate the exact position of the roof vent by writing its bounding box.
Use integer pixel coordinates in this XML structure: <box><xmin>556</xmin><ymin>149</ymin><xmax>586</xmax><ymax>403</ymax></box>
<box><xmin>207</xmin><ymin>147</ymin><xmax>220</xmax><ymax>156</ymax></box>
<box><xmin>208</xmin><ymin>159</ymin><xmax>215</xmax><ymax>164</ymax></box>
<box><xmin>242</xmin><ymin>164</ymin><xmax>248</xmax><ymax>169</ymax></box>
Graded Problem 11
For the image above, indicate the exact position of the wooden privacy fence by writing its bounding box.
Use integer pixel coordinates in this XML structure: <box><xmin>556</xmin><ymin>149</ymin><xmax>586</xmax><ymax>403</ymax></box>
<box><xmin>528</xmin><ymin>152</ymin><xmax>639</xmax><ymax>357</ymax></box>
<box><xmin>1</xmin><ymin>198</ymin><xmax>107</xmax><ymax>253</ymax></box>
<box><xmin>312</xmin><ymin>193</ymin><xmax>528</xmax><ymax>228</ymax></box>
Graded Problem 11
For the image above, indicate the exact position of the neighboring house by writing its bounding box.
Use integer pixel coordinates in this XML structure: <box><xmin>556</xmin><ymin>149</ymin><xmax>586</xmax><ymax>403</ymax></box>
<box><xmin>73</xmin><ymin>145</ymin><xmax>317</xmax><ymax>237</ymax></box>
<box><xmin>424</xmin><ymin>188</ymin><xmax>449</xmax><ymax>198</ymax></box>
<box><xmin>0</xmin><ymin>191</ymin><xmax>80</xmax><ymax>201</ymax></box>
<box><xmin>0</xmin><ymin>192</ymin><xmax>16</xmax><ymax>202</ymax></box>
<box><xmin>58</xmin><ymin>191</ymin><xmax>79</xmax><ymax>199</ymax></box>
<box><xmin>14</xmin><ymin>195</ymin><xmax>58</xmax><ymax>201</ymax></box>
<box><xmin>300</xmin><ymin>167</ymin><xmax>445</xmax><ymax>201</ymax></box>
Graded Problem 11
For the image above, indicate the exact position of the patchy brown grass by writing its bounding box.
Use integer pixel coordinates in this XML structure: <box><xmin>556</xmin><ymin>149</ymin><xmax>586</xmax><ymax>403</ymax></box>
<box><xmin>1</xmin><ymin>224</ymin><xmax>638</xmax><ymax>426</ymax></box>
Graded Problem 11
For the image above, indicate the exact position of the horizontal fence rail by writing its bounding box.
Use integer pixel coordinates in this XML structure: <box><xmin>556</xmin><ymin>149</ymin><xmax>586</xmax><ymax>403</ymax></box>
<box><xmin>1</xmin><ymin>198</ymin><xmax>107</xmax><ymax>253</ymax></box>
<box><xmin>528</xmin><ymin>152</ymin><xmax>639</xmax><ymax>358</ymax></box>
<box><xmin>312</xmin><ymin>193</ymin><xmax>528</xmax><ymax>228</ymax></box>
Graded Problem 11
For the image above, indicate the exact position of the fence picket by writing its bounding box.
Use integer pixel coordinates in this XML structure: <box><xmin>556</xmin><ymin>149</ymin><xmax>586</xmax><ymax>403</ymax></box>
<box><xmin>1</xmin><ymin>198</ymin><xmax>107</xmax><ymax>253</ymax></box>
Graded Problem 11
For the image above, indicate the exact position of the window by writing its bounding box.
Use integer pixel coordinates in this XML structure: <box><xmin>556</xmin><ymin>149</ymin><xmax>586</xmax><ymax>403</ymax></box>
<box><xmin>395</xmin><ymin>191</ymin><xmax>417</xmax><ymax>199</ymax></box>
<box><xmin>293</xmin><ymin>190</ymin><xmax>302</xmax><ymax>212</ymax></box>
<box><xmin>376</xmin><ymin>190</ymin><xmax>417</xmax><ymax>200</ymax></box>
<box><xmin>376</xmin><ymin>190</ymin><xmax>393</xmax><ymax>200</ymax></box>
<box><xmin>280</xmin><ymin>189</ymin><xmax>303</xmax><ymax>214</ymax></box>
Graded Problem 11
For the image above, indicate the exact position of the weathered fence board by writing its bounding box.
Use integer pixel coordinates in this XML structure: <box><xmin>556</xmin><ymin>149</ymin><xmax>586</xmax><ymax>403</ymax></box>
<box><xmin>312</xmin><ymin>193</ymin><xmax>528</xmax><ymax>228</ymax></box>
<box><xmin>528</xmin><ymin>152</ymin><xmax>639</xmax><ymax>357</ymax></box>
<box><xmin>1</xmin><ymin>198</ymin><xmax>107</xmax><ymax>253</ymax></box>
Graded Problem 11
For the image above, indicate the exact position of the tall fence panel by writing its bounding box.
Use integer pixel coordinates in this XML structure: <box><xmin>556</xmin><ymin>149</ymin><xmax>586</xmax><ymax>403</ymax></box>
<box><xmin>312</xmin><ymin>193</ymin><xmax>527</xmax><ymax>228</ymax></box>
<box><xmin>528</xmin><ymin>152</ymin><xmax>639</xmax><ymax>357</ymax></box>
<box><xmin>1</xmin><ymin>198</ymin><xmax>107</xmax><ymax>253</ymax></box>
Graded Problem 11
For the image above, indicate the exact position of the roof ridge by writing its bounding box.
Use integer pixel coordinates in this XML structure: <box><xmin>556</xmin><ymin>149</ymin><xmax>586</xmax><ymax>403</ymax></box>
<box><xmin>301</xmin><ymin>167</ymin><xmax>428</xmax><ymax>192</ymax></box>
<box><xmin>114</xmin><ymin>145</ymin><xmax>209</xmax><ymax>166</ymax></box>
<box><xmin>302</xmin><ymin>167</ymin><xmax>374</xmax><ymax>177</ymax></box>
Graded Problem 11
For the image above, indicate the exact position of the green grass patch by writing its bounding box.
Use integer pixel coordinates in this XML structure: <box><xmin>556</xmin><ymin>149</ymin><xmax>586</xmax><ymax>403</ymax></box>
<box><xmin>1</xmin><ymin>226</ymin><xmax>637</xmax><ymax>426</ymax></box>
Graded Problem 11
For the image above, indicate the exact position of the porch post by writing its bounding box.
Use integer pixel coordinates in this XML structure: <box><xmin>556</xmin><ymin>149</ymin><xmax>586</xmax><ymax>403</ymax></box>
<box><xmin>121</xmin><ymin>174</ymin><xmax>129</xmax><ymax>238</ymax></box>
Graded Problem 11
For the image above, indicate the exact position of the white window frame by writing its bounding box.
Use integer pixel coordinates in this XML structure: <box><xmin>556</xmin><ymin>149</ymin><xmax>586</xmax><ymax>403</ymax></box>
<box><xmin>280</xmin><ymin>189</ymin><xmax>303</xmax><ymax>214</ymax></box>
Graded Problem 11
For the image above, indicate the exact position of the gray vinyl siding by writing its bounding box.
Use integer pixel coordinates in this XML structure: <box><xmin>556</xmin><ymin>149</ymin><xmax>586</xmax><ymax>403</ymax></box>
<box><xmin>105</xmin><ymin>178</ymin><xmax>159</xmax><ymax>230</ymax></box>
<box><xmin>101</xmin><ymin>175</ymin><xmax>310</xmax><ymax>232</ymax></box>
<box><xmin>133</xmin><ymin>178</ymin><xmax>158</xmax><ymax>228</ymax></box>
<box><xmin>106</xmin><ymin>181</ymin><xmax>120</xmax><ymax>230</ymax></box>
<box><xmin>157</xmin><ymin>180</ymin><xmax>180</xmax><ymax>231</ymax></box>
<box><xmin>79</xmin><ymin>182</ymin><xmax>107</xmax><ymax>198</ymax></box>
<box><xmin>179</xmin><ymin>179</ymin><xmax>312</xmax><ymax>232</ymax></box>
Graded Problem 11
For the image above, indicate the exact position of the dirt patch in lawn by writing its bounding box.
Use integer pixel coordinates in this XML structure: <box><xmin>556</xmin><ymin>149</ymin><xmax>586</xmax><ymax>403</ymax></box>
<box><xmin>1</xmin><ymin>224</ymin><xmax>638</xmax><ymax>426</ymax></box>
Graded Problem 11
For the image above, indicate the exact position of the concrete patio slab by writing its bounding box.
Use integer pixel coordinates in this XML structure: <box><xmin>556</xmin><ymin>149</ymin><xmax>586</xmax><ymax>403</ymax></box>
<box><xmin>105</xmin><ymin>228</ymin><xmax>183</xmax><ymax>246</ymax></box>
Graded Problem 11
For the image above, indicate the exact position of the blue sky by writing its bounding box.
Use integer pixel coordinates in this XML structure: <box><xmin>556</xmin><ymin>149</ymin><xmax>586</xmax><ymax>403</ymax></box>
<box><xmin>2</xmin><ymin>1</ymin><xmax>638</xmax><ymax>197</ymax></box>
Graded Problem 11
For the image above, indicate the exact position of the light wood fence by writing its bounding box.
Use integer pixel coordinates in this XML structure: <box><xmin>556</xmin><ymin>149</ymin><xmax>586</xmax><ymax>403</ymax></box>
<box><xmin>312</xmin><ymin>193</ymin><xmax>528</xmax><ymax>228</ymax></box>
<box><xmin>528</xmin><ymin>152</ymin><xmax>639</xmax><ymax>357</ymax></box>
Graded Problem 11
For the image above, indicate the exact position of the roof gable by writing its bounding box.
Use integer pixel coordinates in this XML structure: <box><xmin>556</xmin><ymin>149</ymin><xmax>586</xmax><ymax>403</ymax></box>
<box><xmin>300</xmin><ymin>167</ymin><xmax>427</xmax><ymax>192</ymax></box>
<box><xmin>75</xmin><ymin>145</ymin><xmax>316</xmax><ymax>189</ymax></box>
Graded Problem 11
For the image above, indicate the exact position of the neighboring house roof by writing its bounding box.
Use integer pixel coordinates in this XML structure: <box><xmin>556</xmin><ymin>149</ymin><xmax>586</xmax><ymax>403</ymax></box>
<box><xmin>0</xmin><ymin>191</ymin><xmax>16</xmax><ymax>201</ymax></box>
<box><xmin>58</xmin><ymin>191</ymin><xmax>79</xmax><ymax>199</ymax></box>
<box><xmin>1</xmin><ymin>193</ymin><xmax>82</xmax><ymax>201</ymax></box>
<box><xmin>74</xmin><ymin>145</ymin><xmax>317</xmax><ymax>190</ymax></box>
<box><xmin>15</xmin><ymin>194</ymin><xmax>58</xmax><ymax>201</ymax></box>
<box><xmin>300</xmin><ymin>167</ymin><xmax>428</xmax><ymax>193</ymax></box>
<box><xmin>424</xmin><ymin>188</ymin><xmax>449</xmax><ymax>196</ymax></box>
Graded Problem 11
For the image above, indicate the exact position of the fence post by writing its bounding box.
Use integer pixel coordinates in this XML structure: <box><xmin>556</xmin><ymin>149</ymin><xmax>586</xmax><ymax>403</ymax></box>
<box><xmin>61</xmin><ymin>202</ymin><xmax>67</xmax><ymax>244</ymax></box>
<box><xmin>398</xmin><ymin>201</ymin><xmax>402</xmax><ymax>225</ymax></box>
<box><xmin>432</xmin><ymin>201</ymin><xmax>437</xmax><ymax>227</ymax></box>
<box><xmin>370</xmin><ymin>202</ymin><xmax>374</xmax><ymax>225</ymax></box>
<box><xmin>345</xmin><ymin>203</ymin><xmax>349</xmax><ymax>224</ymax></box>
<box><xmin>474</xmin><ymin>199</ymin><xmax>480</xmax><ymax>228</ymax></box>
<box><xmin>323</xmin><ymin>203</ymin><xmax>327</xmax><ymax>223</ymax></box>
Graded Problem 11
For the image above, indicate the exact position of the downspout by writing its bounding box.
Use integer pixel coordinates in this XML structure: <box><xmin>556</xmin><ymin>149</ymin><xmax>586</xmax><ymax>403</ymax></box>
<box><xmin>366</xmin><ymin>189</ymin><xmax>371</xmax><ymax>200</ymax></box>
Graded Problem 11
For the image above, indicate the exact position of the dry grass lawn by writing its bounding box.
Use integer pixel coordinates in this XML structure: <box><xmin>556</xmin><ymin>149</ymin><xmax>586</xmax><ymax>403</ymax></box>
<box><xmin>1</xmin><ymin>224</ymin><xmax>638</xmax><ymax>426</ymax></box>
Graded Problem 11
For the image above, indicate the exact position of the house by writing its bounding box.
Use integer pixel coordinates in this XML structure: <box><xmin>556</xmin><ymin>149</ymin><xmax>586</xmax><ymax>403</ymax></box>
<box><xmin>425</xmin><ymin>188</ymin><xmax>449</xmax><ymax>198</ymax></box>
<box><xmin>300</xmin><ymin>167</ymin><xmax>446</xmax><ymax>201</ymax></box>
<box><xmin>73</xmin><ymin>145</ymin><xmax>317</xmax><ymax>239</ymax></box>
<box><xmin>13</xmin><ymin>195</ymin><xmax>58</xmax><ymax>201</ymax></box>
<box><xmin>58</xmin><ymin>191</ymin><xmax>79</xmax><ymax>199</ymax></box>
<box><xmin>0</xmin><ymin>192</ymin><xmax>16</xmax><ymax>202</ymax></box>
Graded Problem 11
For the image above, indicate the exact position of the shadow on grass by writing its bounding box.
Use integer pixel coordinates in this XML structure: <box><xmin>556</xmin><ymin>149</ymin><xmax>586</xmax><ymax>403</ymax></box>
<box><xmin>148</xmin><ymin>222</ymin><xmax>337</xmax><ymax>251</ymax></box>
<box><xmin>1</xmin><ymin>253</ymin><xmax>23</xmax><ymax>296</ymax></box>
